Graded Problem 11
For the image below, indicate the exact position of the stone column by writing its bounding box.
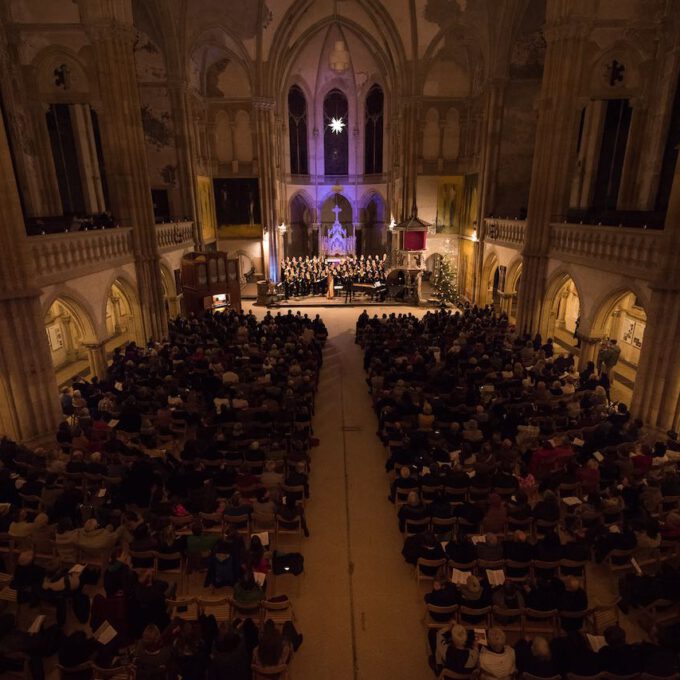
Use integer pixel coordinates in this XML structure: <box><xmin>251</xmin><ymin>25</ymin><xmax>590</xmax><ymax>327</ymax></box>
<box><xmin>556</xmin><ymin>289</ymin><xmax>569</xmax><ymax>328</ymax></box>
<box><xmin>0</xmin><ymin>113</ymin><xmax>61</xmax><ymax>442</ymax></box>
<box><xmin>83</xmin><ymin>341</ymin><xmax>108</xmax><ymax>380</ymax></box>
<box><xmin>516</xmin><ymin>5</ymin><xmax>590</xmax><ymax>335</ymax></box>
<box><xmin>59</xmin><ymin>314</ymin><xmax>78</xmax><ymax>363</ymax></box>
<box><xmin>168</xmin><ymin>79</ymin><xmax>201</xmax><ymax>248</ymax></box>
<box><xmin>617</xmin><ymin>98</ymin><xmax>647</xmax><ymax>210</ymax></box>
<box><xmin>578</xmin><ymin>335</ymin><xmax>603</xmax><ymax>371</ymax></box>
<box><xmin>79</xmin><ymin>0</ymin><xmax>167</xmax><ymax>341</ymax></box>
<box><xmin>69</xmin><ymin>103</ymin><xmax>106</xmax><ymax>213</ymax></box>
<box><xmin>253</xmin><ymin>97</ymin><xmax>278</xmax><ymax>281</ymax></box>
<box><xmin>630</xmin><ymin>146</ymin><xmax>680</xmax><ymax>432</ymax></box>
<box><xmin>474</xmin><ymin>79</ymin><xmax>506</xmax><ymax>304</ymax></box>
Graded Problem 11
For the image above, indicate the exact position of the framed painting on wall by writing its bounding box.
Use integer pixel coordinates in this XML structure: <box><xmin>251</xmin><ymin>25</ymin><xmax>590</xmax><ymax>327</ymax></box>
<box><xmin>632</xmin><ymin>321</ymin><xmax>644</xmax><ymax>349</ymax></box>
<box><xmin>197</xmin><ymin>176</ymin><xmax>217</xmax><ymax>244</ymax></box>
<box><xmin>213</xmin><ymin>178</ymin><xmax>262</xmax><ymax>239</ymax></box>
<box><xmin>46</xmin><ymin>324</ymin><xmax>64</xmax><ymax>351</ymax></box>
<box><xmin>622</xmin><ymin>320</ymin><xmax>635</xmax><ymax>345</ymax></box>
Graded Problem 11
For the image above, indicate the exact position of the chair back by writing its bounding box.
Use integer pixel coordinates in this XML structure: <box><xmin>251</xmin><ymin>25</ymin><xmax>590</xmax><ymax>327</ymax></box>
<box><xmin>251</xmin><ymin>663</ymin><xmax>289</xmax><ymax>680</ymax></box>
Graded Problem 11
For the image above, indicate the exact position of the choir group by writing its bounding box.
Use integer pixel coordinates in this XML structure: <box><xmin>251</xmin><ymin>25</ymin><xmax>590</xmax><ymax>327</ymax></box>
<box><xmin>281</xmin><ymin>254</ymin><xmax>388</xmax><ymax>299</ymax></box>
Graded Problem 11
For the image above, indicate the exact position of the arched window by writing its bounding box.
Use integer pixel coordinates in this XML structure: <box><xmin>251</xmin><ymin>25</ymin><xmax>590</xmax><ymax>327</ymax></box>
<box><xmin>288</xmin><ymin>86</ymin><xmax>308</xmax><ymax>175</ymax></box>
<box><xmin>364</xmin><ymin>84</ymin><xmax>384</xmax><ymax>174</ymax></box>
<box><xmin>324</xmin><ymin>89</ymin><xmax>348</xmax><ymax>175</ymax></box>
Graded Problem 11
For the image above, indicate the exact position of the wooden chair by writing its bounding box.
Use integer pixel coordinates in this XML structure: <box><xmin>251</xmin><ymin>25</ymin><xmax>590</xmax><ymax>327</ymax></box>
<box><xmin>559</xmin><ymin>609</ymin><xmax>591</xmax><ymax>632</ymax></box>
<box><xmin>405</xmin><ymin>517</ymin><xmax>431</xmax><ymax>537</ymax></box>
<box><xmin>423</xmin><ymin>603</ymin><xmax>458</xmax><ymax>629</ymax></box>
<box><xmin>532</xmin><ymin>559</ymin><xmax>560</xmax><ymax>580</ymax></box>
<box><xmin>281</xmin><ymin>484</ymin><xmax>306</xmax><ymax>506</ymax></box>
<box><xmin>57</xmin><ymin>662</ymin><xmax>93</xmax><ymax>679</ymax></box>
<box><xmin>416</xmin><ymin>557</ymin><xmax>447</xmax><ymax>586</ymax></box>
<box><xmin>458</xmin><ymin>604</ymin><xmax>491</xmax><ymax>628</ymax></box>
<box><xmin>444</xmin><ymin>486</ymin><xmax>468</xmax><ymax>505</ymax></box>
<box><xmin>127</xmin><ymin>549</ymin><xmax>155</xmax><ymax>575</ymax></box>
<box><xmin>199</xmin><ymin>512</ymin><xmax>225</xmax><ymax>534</ymax></box>
<box><xmin>154</xmin><ymin>551</ymin><xmax>184</xmax><ymax>594</ymax></box>
<box><xmin>421</xmin><ymin>484</ymin><xmax>444</xmax><ymax>504</ymax></box>
<box><xmin>224</xmin><ymin>513</ymin><xmax>252</xmax><ymax>536</ymax></box>
<box><xmin>524</xmin><ymin>674</ymin><xmax>561</xmax><ymax>680</ymax></box>
<box><xmin>491</xmin><ymin>605</ymin><xmax>523</xmax><ymax>634</ymax></box>
<box><xmin>567</xmin><ymin>674</ymin><xmax>604</xmax><ymax>680</ymax></box>
<box><xmin>261</xmin><ymin>598</ymin><xmax>295</xmax><ymax>627</ymax></box>
<box><xmin>559</xmin><ymin>559</ymin><xmax>588</xmax><ymax>589</ymax></box>
<box><xmin>275</xmin><ymin>516</ymin><xmax>303</xmax><ymax>549</ymax></box>
<box><xmin>2</xmin><ymin>651</ymin><xmax>28</xmax><ymax>679</ymax></box>
<box><xmin>18</xmin><ymin>494</ymin><xmax>43</xmax><ymax>517</ymax></box>
<box><xmin>505</xmin><ymin>559</ymin><xmax>532</xmax><ymax>583</ymax></box>
<box><xmin>231</xmin><ymin>597</ymin><xmax>263</xmax><ymax>621</ymax></box>
<box><xmin>534</xmin><ymin>519</ymin><xmax>559</xmax><ymax>539</ymax></box>
<box><xmin>431</xmin><ymin>517</ymin><xmax>457</xmax><ymax>539</ymax></box>
<box><xmin>251</xmin><ymin>662</ymin><xmax>290</xmax><ymax>680</ymax></box>
<box><xmin>601</xmin><ymin>674</ymin><xmax>641</xmax><ymax>680</ymax></box>
<box><xmin>91</xmin><ymin>664</ymin><xmax>133</xmax><ymax>680</ymax></box>
<box><xmin>167</xmin><ymin>596</ymin><xmax>198</xmax><ymax>621</ymax></box>
<box><xmin>439</xmin><ymin>670</ymin><xmax>477</xmax><ymax>680</ymax></box>
<box><xmin>603</xmin><ymin>548</ymin><xmax>636</xmax><ymax>573</ymax></box>
<box><xmin>523</xmin><ymin>608</ymin><xmax>558</xmax><ymax>636</ymax></box>
<box><xmin>197</xmin><ymin>595</ymin><xmax>231</xmax><ymax>622</ymax></box>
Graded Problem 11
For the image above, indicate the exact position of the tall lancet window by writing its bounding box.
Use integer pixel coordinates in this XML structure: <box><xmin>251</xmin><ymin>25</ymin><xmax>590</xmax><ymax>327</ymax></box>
<box><xmin>324</xmin><ymin>88</ymin><xmax>348</xmax><ymax>175</ymax></box>
<box><xmin>364</xmin><ymin>84</ymin><xmax>383</xmax><ymax>174</ymax></box>
<box><xmin>288</xmin><ymin>85</ymin><xmax>308</xmax><ymax>175</ymax></box>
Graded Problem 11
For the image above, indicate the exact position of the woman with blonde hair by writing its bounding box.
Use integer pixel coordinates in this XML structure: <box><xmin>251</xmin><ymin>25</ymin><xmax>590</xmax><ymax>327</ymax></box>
<box><xmin>134</xmin><ymin>624</ymin><xmax>174</xmax><ymax>680</ymax></box>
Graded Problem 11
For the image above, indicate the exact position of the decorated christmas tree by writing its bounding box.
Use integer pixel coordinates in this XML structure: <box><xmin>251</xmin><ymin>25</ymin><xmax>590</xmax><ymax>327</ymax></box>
<box><xmin>431</xmin><ymin>254</ymin><xmax>459</xmax><ymax>305</ymax></box>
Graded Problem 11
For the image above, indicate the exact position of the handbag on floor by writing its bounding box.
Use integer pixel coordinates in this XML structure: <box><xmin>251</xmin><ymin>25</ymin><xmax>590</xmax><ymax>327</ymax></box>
<box><xmin>272</xmin><ymin>551</ymin><xmax>304</xmax><ymax>576</ymax></box>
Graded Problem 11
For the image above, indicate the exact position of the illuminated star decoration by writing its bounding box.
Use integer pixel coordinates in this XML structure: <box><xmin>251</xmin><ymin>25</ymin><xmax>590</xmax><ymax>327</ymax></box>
<box><xmin>329</xmin><ymin>116</ymin><xmax>346</xmax><ymax>134</ymax></box>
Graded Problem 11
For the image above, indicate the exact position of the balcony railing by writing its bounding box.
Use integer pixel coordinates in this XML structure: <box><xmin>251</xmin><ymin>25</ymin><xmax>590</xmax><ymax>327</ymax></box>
<box><xmin>156</xmin><ymin>221</ymin><xmax>195</xmax><ymax>251</ymax></box>
<box><xmin>483</xmin><ymin>218</ymin><xmax>526</xmax><ymax>248</ymax></box>
<box><xmin>28</xmin><ymin>222</ymin><xmax>195</xmax><ymax>285</ymax></box>
<box><xmin>549</xmin><ymin>222</ymin><xmax>663</xmax><ymax>279</ymax></box>
<box><xmin>29</xmin><ymin>227</ymin><xmax>134</xmax><ymax>285</ymax></box>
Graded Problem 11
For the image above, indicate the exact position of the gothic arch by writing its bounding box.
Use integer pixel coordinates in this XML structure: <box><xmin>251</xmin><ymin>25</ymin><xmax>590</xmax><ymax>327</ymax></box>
<box><xmin>590</xmin><ymin>285</ymin><xmax>650</xmax><ymax>339</ymax></box>
<box><xmin>267</xmin><ymin>4</ymin><xmax>404</xmax><ymax>98</ymax></box>
<box><xmin>100</xmin><ymin>273</ymin><xmax>144</xmax><ymax>346</ymax></box>
<box><xmin>42</xmin><ymin>290</ymin><xmax>99</xmax><ymax>344</ymax></box>
<box><xmin>480</xmin><ymin>251</ymin><xmax>499</xmax><ymax>307</ymax></box>
<box><xmin>540</xmin><ymin>267</ymin><xmax>585</xmax><ymax>343</ymax></box>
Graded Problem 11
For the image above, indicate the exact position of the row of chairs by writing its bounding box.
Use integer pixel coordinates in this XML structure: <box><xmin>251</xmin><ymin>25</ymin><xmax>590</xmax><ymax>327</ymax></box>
<box><xmin>167</xmin><ymin>594</ymin><xmax>294</xmax><ymax>628</ymax></box>
<box><xmin>414</xmin><ymin>556</ymin><xmax>588</xmax><ymax>589</ymax></box>
<box><xmin>438</xmin><ymin>670</ymin><xmax>678</xmax><ymax>680</ymax></box>
<box><xmin>423</xmin><ymin>602</ymin><xmax>617</xmax><ymax>637</ymax></box>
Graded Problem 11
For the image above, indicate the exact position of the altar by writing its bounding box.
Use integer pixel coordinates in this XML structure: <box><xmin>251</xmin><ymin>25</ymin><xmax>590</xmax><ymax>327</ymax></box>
<box><xmin>319</xmin><ymin>199</ymin><xmax>355</xmax><ymax>257</ymax></box>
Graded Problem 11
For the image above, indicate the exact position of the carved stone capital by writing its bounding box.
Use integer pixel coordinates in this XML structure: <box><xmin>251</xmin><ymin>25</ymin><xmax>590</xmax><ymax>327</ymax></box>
<box><xmin>253</xmin><ymin>96</ymin><xmax>275</xmax><ymax>111</ymax></box>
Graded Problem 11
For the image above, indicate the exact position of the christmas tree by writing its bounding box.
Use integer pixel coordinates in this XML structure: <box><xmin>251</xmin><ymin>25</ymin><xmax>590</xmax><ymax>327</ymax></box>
<box><xmin>431</xmin><ymin>254</ymin><xmax>459</xmax><ymax>305</ymax></box>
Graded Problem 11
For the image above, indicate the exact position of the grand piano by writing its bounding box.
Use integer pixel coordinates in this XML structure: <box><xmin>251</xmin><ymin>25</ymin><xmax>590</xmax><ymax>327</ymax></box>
<box><xmin>352</xmin><ymin>280</ymin><xmax>387</xmax><ymax>301</ymax></box>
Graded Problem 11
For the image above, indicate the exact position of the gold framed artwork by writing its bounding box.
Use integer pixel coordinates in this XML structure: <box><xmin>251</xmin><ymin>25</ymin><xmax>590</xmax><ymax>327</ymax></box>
<box><xmin>196</xmin><ymin>175</ymin><xmax>217</xmax><ymax>244</ymax></box>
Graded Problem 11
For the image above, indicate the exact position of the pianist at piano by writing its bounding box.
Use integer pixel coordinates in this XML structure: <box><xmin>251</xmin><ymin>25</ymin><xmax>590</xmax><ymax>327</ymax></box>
<box><xmin>281</xmin><ymin>254</ymin><xmax>387</xmax><ymax>300</ymax></box>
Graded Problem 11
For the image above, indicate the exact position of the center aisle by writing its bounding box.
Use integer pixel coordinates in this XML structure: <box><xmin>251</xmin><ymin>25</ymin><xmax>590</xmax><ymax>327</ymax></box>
<box><xmin>246</xmin><ymin>304</ymin><xmax>426</xmax><ymax>680</ymax></box>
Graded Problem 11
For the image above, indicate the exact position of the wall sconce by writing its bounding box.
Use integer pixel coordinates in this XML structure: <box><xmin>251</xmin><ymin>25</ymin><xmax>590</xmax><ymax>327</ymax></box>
<box><xmin>388</xmin><ymin>216</ymin><xmax>396</xmax><ymax>231</ymax></box>
<box><xmin>278</xmin><ymin>222</ymin><xmax>287</xmax><ymax>234</ymax></box>
<box><xmin>471</xmin><ymin>228</ymin><xmax>479</xmax><ymax>242</ymax></box>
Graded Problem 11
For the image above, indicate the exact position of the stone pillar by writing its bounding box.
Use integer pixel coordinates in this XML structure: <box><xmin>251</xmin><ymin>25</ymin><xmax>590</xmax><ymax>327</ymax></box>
<box><xmin>79</xmin><ymin>0</ymin><xmax>167</xmax><ymax>341</ymax></box>
<box><xmin>168</xmin><ymin>80</ymin><xmax>201</xmax><ymax>248</ymax></box>
<box><xmin>0</xmin><ymin>26</ymin><xmax>62</xmax><ymax>217</ymax></box>
<box><xmin>83</xmin><ymin>341</ymin><xmax>108</xmax><ymax>380</ymax></box>
<box><xmin>578</xmin><ymin>335</ymin><xmax>603</xmax><ymax>371</ymax></box>
<box><xmin>630</xmin><ymin>146</ymin><xmax>680</xmax><ymax>432</ymax></box>
<box><xmin>59</xmin><ymin>314</ymin><xmax>78</xmax><ymax>363</ymax></box>
<box><xmin>253</xmin><ymin>97</ymin><xmax>278</xmax><ymax>281</ymax></box>
<box><xmin>556</xmin><ymin>289</ymin><xmax>569</xmax><ymax>328</ymax></box>
<box><xmin>617</xmin><ymin>98</ymin><xmax>647</xmax><ymax>210</ymax></box>
<box><xmin>516</xmin><ymin>5</ymin><xmax>590</xmax><ymax>335</ymax></box>
<box><xmin>0</xmin><ymin>113</ymin><xmax>61</xmax><ymax>442</ymax></box>
<box><xmin>474</xmin><ymin>79</ymin><xmax>506</xmax><ymax>304</ymax></box>
<box><xmin>69</xmin><ymin>103</ymin><xmax>106</xmax><ymax>214</ymax></box>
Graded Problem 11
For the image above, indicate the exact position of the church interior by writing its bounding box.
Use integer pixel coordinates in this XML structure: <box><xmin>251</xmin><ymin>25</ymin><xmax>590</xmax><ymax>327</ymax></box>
<box><xmin>1</xmin><ymin>0</ymin><xmax>680</xmax><ymax>678</ymax></box>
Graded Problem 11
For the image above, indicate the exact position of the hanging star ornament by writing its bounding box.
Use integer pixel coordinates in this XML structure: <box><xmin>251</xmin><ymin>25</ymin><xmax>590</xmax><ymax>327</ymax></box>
<box><xmin>329</xmin><ymin>116</ymin><xmax>345</xmax><ymax>134</ymax></box>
